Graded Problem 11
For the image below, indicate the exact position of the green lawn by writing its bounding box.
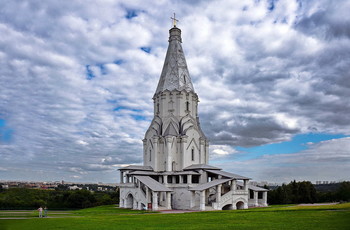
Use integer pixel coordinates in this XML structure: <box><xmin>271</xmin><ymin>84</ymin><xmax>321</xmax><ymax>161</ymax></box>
<box><xmin>1</xmin><ymin>203</ymin><xmax>349</xmax><ymax>230</ymax></box>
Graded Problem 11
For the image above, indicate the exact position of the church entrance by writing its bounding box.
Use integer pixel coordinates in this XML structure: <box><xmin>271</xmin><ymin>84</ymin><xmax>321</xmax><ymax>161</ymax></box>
<box><xmin>236</xmin><ymin>201</ymin><xmax>245</xmax><ymax>210</ymax></box>
<box><xmin>222</xmin><ymin>204</ymin><xmax>233</xmax><ymax>210</ymax></box>
<box><xmin>125</xmin><ymin>193</ymin><xmax>134</xmax><ymax>209</ymax></box>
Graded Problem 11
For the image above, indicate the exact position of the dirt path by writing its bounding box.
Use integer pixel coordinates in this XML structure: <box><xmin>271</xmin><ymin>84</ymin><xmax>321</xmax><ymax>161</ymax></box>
<box><xmin>158</xmin><ymin>210</ymin><xmax>200</xmax><ymax>214</ymax></box>
<box><xmin>0</xmin><ymin>216</ymin><xmax>81</xmax><ymax>219</ymax></box>
<box><xmin>297</xmin><ymin>202</ymin><xmax>339</xmax><ymax>206</ymax></box>
<box><xmin>0</xmin><ymin>212</ymin><xmax>33</xmax><ymax>214</ymax></box>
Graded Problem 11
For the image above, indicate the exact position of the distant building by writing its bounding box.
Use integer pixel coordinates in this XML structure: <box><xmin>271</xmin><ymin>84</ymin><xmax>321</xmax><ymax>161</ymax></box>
<box><xmin>68</xmin><ymin>185</ymin><xmax>82</xmax><ymax>190</ymax></box>
<box><xmin>118</xmin><ymin>23</ymin><xmax>268</xmax><ymax>211</ymax></box>
<box><xmin>1</xmin><ymin>184</ymin><xmax>9</xmax><ymax>189</ymax></box>
<box><xmin>97</xmin><ymin>187</ymin><xmax>107</xmax><ymax>191</ymax></box>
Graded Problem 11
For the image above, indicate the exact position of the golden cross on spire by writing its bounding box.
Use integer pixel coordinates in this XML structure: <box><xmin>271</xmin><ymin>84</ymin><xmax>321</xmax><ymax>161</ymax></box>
<box><xmin>171</xmin><ymin>13</ymin><xmax>179</xmax><ymax>27</ymax></box>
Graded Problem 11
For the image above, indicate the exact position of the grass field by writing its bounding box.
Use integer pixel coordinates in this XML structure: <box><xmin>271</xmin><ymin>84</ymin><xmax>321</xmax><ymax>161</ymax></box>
<box><xmin>0</xmin><ymin>203</ymin><xmax>349</xmax><ymax>230</ymax></box>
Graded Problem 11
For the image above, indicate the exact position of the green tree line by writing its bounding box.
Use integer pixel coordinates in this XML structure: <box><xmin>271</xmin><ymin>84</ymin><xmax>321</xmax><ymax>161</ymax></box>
<box><xmin>0</xmin><ymin>188</ymin><xmax>119</xmax><ymax>210</ymax></box>
<box><xmin>268</xmin><ymin>181</ymin><xmax>350</xmax><ymax>204</ymax></box>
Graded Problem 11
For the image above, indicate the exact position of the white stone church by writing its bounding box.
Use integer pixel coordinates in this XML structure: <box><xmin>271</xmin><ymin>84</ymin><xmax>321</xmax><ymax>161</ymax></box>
<box><xmin>118</xmin><ymin>23</ymin><xmax>268</xmax><ymax>211</ymax></box>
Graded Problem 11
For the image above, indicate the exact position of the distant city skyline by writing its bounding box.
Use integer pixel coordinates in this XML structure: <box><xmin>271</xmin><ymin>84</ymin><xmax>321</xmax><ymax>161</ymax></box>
<box><xmin>1</xmin><ymin>0</ymin><xmax>350</xmax><ymax>183</ymax></box>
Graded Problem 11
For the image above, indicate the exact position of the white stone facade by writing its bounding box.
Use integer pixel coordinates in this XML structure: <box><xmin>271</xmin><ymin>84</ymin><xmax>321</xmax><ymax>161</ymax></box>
<box><xmin>118</xmin><ymin>25</ymin><xmax>267</xmax><ymax>211</ymax></box>
<box><xmin>143</xmin><ymin>90</ymin><xmax>209</xmax><ymax>171</ymax></box>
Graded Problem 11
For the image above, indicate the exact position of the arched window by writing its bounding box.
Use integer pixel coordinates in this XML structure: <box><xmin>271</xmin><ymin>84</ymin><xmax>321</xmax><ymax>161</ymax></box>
<box><xmin>156</xmin><ymin>103</ymin><xmax>160</xmax><ymax>113</ymax></box>
<box><xmin>186</xmin><ymin>101</ymin><xmax>189</xmax><ymax>111</ymax></box>
<box><xmin>168</xmin><ymin>100</ymin><xmax>174</xmax><ymax>110</ymax></box>
<box><xmin>191</xmin><ymin>148</ymin><xmax>194</xmax><ymax>161</ymax></box>
<box><xmin>149</xmin><ymin>149</ymin><xmax>152</xmax><ymax>161</ymax></box>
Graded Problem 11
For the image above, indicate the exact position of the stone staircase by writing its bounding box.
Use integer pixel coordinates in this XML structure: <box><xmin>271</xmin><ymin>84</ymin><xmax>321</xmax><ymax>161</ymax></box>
<box><xmin>211</xmin><ymin>190</ymin><xmax>233</xmax><ymax>210</ymax></box>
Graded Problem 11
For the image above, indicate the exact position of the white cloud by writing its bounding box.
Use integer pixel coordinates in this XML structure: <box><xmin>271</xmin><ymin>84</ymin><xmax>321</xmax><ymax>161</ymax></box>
<box><xmin>219</xmin><ymin>137</ymin><xmax>350</xmax><ymax>183</ymax></box>
<box><xmin>0</xmin><ymin>167</ymin><xmax>8</xmax><ymax>172</ymax></box>
<box><xmin>211</xmin><ymin>145</ymin><xmax>238</xmax><ymax>157</ymax></box>
<box><xmin>0</xmin><ymin>0</ymin><xmax>349</xmax><ymax>182</ymax></box>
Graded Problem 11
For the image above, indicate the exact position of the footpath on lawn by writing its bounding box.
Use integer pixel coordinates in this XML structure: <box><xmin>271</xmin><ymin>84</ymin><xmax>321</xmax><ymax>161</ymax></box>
<box><xmin>0</xmin><ymin>203</ymin><xmax>349</xmax><ymax>230</ymax></box>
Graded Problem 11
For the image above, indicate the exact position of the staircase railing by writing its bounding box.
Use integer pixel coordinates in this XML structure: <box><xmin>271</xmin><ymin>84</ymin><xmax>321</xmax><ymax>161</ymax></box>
<box><xmin>211</xmin><ymin>190</ymin><xmax>233</xmax><ymax>209</ymax></box>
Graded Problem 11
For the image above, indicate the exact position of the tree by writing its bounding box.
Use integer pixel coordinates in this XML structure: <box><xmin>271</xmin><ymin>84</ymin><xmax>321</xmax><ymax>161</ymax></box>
<box><xmin>336</xmin><ymin>182</ymin><xmax>350</xmax><ymax>201</ymax></box>
<box><xmin>66</xmin><ymin>190</ymin><xmax>96</xmax><ymax>209</ymax></box>
<box><xmin>267</xmin><ymin>181</ymin><xmax>317</xmax><ymax>205</ymax></box>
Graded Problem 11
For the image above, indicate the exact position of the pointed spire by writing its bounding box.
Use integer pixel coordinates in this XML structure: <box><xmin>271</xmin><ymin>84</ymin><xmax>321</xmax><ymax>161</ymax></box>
<box><xmin>155</xmin><ymin>25</ymin><xmax>195</xmax><ymax>95</ymax></box>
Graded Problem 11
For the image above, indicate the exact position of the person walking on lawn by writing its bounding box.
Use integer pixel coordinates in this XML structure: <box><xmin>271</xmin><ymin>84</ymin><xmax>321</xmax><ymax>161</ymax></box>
<box><xmin>38</xmin><ymin>207</ymin><xmax>43</xmax><ymax>218</ymax></box>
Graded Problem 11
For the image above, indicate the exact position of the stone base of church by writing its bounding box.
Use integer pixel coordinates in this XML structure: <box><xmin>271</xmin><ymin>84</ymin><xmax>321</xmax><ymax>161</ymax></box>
<box><xmin>118</xmin><ymin>164</ymin><xmax>268</xmax><ymax>211</ymax></box>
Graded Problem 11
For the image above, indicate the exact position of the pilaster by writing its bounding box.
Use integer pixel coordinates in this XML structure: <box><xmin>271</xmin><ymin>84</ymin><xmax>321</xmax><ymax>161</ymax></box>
<box><xmin>152</xmin><ymin>192</ymin><xmax>158</xmax><ymax>211</ymax></box>
<box><xmin>142</xmin><ymin>139</ymin><xmax>147</xmax><ymax>165</ymax></box>
<box><xmin>152</xmin><ymin>137</ymin><xmax>159</xmax><ymax>171</ymax></box>
<box><xmin>187</xmin><ymin>174</ymin><xmax>192</xmax><ymax>184</ymax></box>
<box><xmin>190</xmin><ymin>191</ymin><xmax>195</xmax><ymax>209</ymax></box>
<box><xmin>205</xmin><ymin>142</ymin><xmax>209</xmax><ymax>164</ymax></box>
<box><xmin>231</xmin><ymin>179</ymin><xmax>237</xmax><ymax>191</ymax></box>
<box><xmin>254</xmin><ymin>191</ymin><xmax>258</xmax><ymax>206</ymax></box>
<box><xmin>216</xmin><ymin>184</ymin><xmax>222</xmax><ymax>203</ymax></box>
<box><xmin>120</xmin><ymin>171</ymin><xmax>124</xmax><ymax>183</ymax></box>
<box><xmin>165</xmin><ymin>136</ymin><xmax>173</xmax><ymax>171</ymax></box>
<box><xmin>166</xmin><ymin>192</ymin><xmax>172</xmax><ymax>209</ymax></box>
<box><xmin>200</xmin><ymin>190</ymin><xmax>205</xmax><ymax>211</ymax></box>
<box><xmin>262</xmin><ymin>191</ymin><xmax>268</xmax><ymax>206</ymax></box>
<box><xmin>181</xmin><ymin>136</ymin><xmax>188</xmax><ymax>169</ymax></box>
<box><xmin>199</xmin><ymin>138</ymin><xmax>205</xmax><ymax>164</ymax></box>
<box><xmin>243</xmin><ymin>179</ymin><xmax>249</xmax><ymax>193</ymax></box>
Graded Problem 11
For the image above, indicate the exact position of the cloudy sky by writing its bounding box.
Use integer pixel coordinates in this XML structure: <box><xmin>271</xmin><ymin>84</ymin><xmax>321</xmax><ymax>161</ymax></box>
<box><xmin>1</xmin><ymin>0</ymin><xmax>349</xmax><ymax>184</ymax></box>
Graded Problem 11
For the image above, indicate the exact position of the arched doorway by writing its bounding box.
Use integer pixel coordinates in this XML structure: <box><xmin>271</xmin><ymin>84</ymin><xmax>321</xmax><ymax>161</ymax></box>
<box><xmin>236</xmin><ymin>201</ymin><xmax>245</xmax><ymax>210</ymax></box>
<box><xmin>125</xmin><ymin>193</ymin><xmax>134</xmax><ymax>209</ymax></box>
<box><xmin>222</xmin><ymin>204</ymin><xmax>233</xmax><ymax>210</ymax></box>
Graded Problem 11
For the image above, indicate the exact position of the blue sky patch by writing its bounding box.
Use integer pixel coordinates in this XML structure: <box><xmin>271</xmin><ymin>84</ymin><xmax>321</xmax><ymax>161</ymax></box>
<box><xmin>97</xmin><ymin>64</ymin><xmax>107</xmax><ymax>75</ymax></box>
<box><xmin>86</xmin><ymin>63</ymin><xmax>110</xmax><ymax>79</ymax></box>
<box><xmin>268</xmin><ymin>0</ymin><xmax>276</xmax><ymax>11</ymax></box>
<box><xmin>113</xmin><ymin>107</ymin><xmax>147</xmax><ymax>121</ymax></box>
<box><xmin>0</xmin><ymin>119</ymin><xmax>5</xmax><ymax>127</ymax></box>
<box><xmin>125</xmin><ymin>9</ymin><xmax>138</xmax><ymax>19</ymax></box>
<box><xmin>236</xmin><ymin>133</ymin><xmax>349</xmax><ymax>160</ymax></box>
<box><xmin>131</xmin><ymin>115</ymin><xmax>147</xmax><ymax>121</ymax></box>
<box><xmin>113</xmin><ymin>106</ymin><xmax>141</xmax><ymax>112</ymax></box>
<box><xmin>0</xmin><ymin>119</ymin><xmax>13</xmax><ymax>143</ymax></box>
<box><xmin>85</xmin><ymin>65</ymin><xmax>95</xmax><ymax>80</ymax></box>
<box><xmin>140</xmin><ymin>47</ymin><xmax>151</xmax><ymax>53</ymax></box>
<box><xmin>113</xmin><ymin>59</ymin><xmax>124</xmax><ymax>65</ymax></box>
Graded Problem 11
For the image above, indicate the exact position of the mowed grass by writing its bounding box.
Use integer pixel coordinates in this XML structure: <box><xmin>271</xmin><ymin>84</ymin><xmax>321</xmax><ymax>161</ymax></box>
<box><xmin>0</xmin><ymin>203</ymin><xmax>349</xmax><ymax>230</ymax></box>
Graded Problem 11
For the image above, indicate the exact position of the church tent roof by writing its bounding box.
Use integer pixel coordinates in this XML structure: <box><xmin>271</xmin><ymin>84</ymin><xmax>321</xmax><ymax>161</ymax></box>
<box><xmin>134</xmin><ymin>176</ymin><xmax>172</xmax><ymax>192</ymax></box>
<box><xmin>172</xmin><ymin>171</ymin><xmax>200</xmax><ymax>175</ymax></box>
<box><xmin>206</xmin><ymin>170</ymin><xmax>251</xmax><ymax>180</ymax></box>
<box><xmin>236</xmin><ymin>182</ymin><xmax>268</xmax><ymax>191</ymax></box>
<box><xmin>129</xmin><ymin>171</ymin><xmax>159</xmax><ymax>176</ymax></box>
<box><xmin>183</xmin><ymin>164</ymin><xmax>221</xmax><ymax>171</ymax></box>
<box><xmin>119</xmin><ymin>165</ymin><xmax>153</xmax><ymax>171</ymax></box>
<box><xmin>129</xmin><ymin>170</ymin><xmax>200</xmax><ymax>176</ymax></box>
<box><xmin>189</xmin><ymin>179</ymin><xmax>231</xmax><ymax>191</ymax></box>
<box><xmin>155</xmin><ymin>26</ymin><xmax>195</xmax><ymax>95</ymax></box>
<box><xmin>248</xmin><ymin>184</ymin><xmax>268</xmax><ymax>192</ymax></box>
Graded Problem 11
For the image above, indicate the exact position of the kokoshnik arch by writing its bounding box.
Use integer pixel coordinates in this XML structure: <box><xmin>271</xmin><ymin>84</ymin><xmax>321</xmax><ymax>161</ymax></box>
<box><xmin>118</xmin><ymin>18</ymin><xmax>268</xmax><ymax>211</ymax></box>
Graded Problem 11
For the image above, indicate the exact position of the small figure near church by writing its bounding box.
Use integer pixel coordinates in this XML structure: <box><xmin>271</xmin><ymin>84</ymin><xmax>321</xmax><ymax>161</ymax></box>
<box><xmin>44</xmin><ymin>207</ymin><xmax>48</xmax><ymax>217</ymax></box>
<box><xmin>37</xmin><ymin>206</ymin><xmax>43</xmax><ymax>218</ymax></box>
